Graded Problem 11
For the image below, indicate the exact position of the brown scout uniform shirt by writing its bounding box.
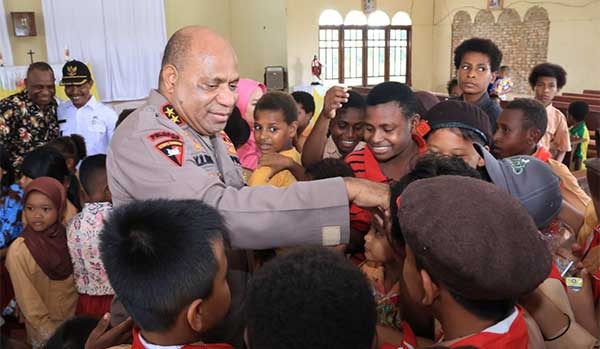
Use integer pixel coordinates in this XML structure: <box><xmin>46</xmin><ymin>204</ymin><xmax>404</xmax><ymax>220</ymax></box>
<box><xmin>107</xmin><ymin>90</ymin><xmax>350</xmax><ymax>249</ymax></box>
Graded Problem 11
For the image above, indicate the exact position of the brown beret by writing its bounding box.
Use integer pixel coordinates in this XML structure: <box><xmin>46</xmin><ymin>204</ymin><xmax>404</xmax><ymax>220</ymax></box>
<box><xmin>397</xmin><ymin>175</ymin><xmax>551</xmax><ymax>301</ymax></box>
<box><xmin>423</xmin><ymin>100</ymin><xmax>492</xmax><ymax>146</ymax></box>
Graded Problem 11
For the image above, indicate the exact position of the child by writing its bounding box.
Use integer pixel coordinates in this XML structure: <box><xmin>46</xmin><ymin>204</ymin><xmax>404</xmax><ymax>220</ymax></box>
<box><xmin>396</xmin><ymin>176</ymin><xmax>551</xmax><ymax>347</ymax></box>
<box><xmin>305</xmin><ymin>158</ymin><xmax>355</xmax><ymax>180</ymax></box>
<box><xmin>5</xmin><ymin>177</ymin><xmax>77</xmax><ymax>348</ymax></box>
<box><xmin>45</xmin><ymin>315</ymin><xmax>99</xmax><ymax>349</ymax></box>
<box><xmin>345</xmin><ymin>81</ymin><xmax>427</xmax><ymax>236</ymax></box>
<box><xmin>291</xmin><ymin>90</ymin><xmax>315</xmax><ymax>152</ymax></box>
<box><xmin>235</xmin><ymin>78</ymin><xmax>267</xmax><ymax>171</ymax></box>
<box><xmin>67</xmin><ymin>154</ymin><xmax>114</xmax><ymax>318</ymax></box>
<box><xmin>568</xmin><ymin>101</ymin><xmax>590</xmax><ymax>170</ymax></box>
<box><xmin>20</xmin><ymin>146</ymin><xmax>80</xmax><ymax>222</ymax></box>
<box><xmin>452</xmin><ymin>38</ymin><xmax>503</xmax><ymax>132</ymax></box>
<box><xmin>422</xmin><ymin>100</ymin><xmax>492</xmax><ymax>168</ymax></box>
<box><xmin>100</xmin><ymin>199</ymin><xmax>232</xmax><ymax>348</ymax></box>
<box><xmin>493</xmin><ymin>98</ymin><xmax>591</xmax><ymax>213</ymax></box>
<box><xmin>301</xmin><ymin>87</ymin><xmax>366</xmax><ymax>168</ymax></box>
<box><xmin>446</xmin><ymin>78</ymin><xmax>462</xmax><ymax>98</ymax></box>
<box><xmin>489</xmin><ymin>65</ymin><xmax>513</xmax><ymax>101</ymax></box>
<box><xmin>529</xmin><ymin>62</ymin><xmax>571</xmax><ymax>162</ymax></box>
<box><xmin>245</xmin><ymin>247</ymin><xmax>376</xmax><ymax>349</ymax></box>
<box><xmin>0</xmin><ymin>145</ymin><xmax>23</xmax><ymax>254</ymax></box>
<box><xmin>248</xmin><ymin>92</ymin><xmax>300</xmax><ymax>187</ymax></box>
<box><xmin>47</xmin><ymin>134</ymin><xmax>87</xmax><ymax>174</ymax></box>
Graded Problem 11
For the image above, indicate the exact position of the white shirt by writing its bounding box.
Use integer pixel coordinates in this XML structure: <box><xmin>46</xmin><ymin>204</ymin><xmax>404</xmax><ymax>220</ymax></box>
<box><xmin>58</xmin><ymin>96</ymin><xmax>118</xmax><ymax>155</ymax></box>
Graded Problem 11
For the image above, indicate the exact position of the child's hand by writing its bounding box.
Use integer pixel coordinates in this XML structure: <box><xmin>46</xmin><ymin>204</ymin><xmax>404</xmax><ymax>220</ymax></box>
<box><xmin>322</xmin><ymin>86</ymin><xmax>349</xmax><ymax>119</ymax></box>
<box><xmin>259</xmin><ymin>153</ymin><xmax>294</xmax><ymax>180</ymax></box>
<box><xmin>85</xmin><ymin>313</ymin><xmax>133</xmax><ymax>349</ymax></box>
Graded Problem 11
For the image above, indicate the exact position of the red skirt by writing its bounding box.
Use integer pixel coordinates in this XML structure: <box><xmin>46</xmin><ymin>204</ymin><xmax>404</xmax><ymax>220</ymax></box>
<box><xmin>75</xmin><ymin>294</ymin><xmax>114</xmax><ymax>319</ymax></box>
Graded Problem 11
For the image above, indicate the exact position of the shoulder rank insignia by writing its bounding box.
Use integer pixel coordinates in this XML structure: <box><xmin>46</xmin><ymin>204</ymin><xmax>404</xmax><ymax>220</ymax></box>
<box><xmin>155</xmin><ymin>139</ymin><xmax>184</xmax><ymax>167</ymax></box>
<box><xmin>161</xmin><ymin>103</ymin><xmax>186</xmax><ymax>126</ymax></box>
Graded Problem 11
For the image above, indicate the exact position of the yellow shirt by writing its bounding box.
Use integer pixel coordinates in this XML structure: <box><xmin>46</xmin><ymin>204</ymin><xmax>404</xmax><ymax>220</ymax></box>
<box><xmin>5</xmin><ymin>237</ymin><xmax>77</xmax><ymax>348</ymax></box>
<box><xmin>248</xmin><ymin>148</ymin><xmax>301</xmax><ymax>188</ymax></box>
<box><xmin>545</xmin><ymin>158</ymin><xmax>591</xmax><ymax>213</ymax></box>
<box><xmin>578</xmin><ymin>201</ymin><xmax>598</xmax><ymax>245</ymax></box>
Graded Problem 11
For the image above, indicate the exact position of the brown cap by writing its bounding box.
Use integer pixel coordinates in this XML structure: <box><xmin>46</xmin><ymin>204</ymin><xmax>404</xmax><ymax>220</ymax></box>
<box><xmin>397</xmin><ymin>175</ymin><xmax>551</xmax><ymax>301</ymax></box>
<box><xmin>423</xmin><ymin>100</ymin><xmax>492</xmax><ymax>146</ymax></box>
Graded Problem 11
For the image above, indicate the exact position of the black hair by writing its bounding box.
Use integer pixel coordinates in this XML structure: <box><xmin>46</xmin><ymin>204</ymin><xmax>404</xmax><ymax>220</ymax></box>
<box><xmin>366</xmin><ymin>81</ymin><xmax>418</xmax><ymax>118</ymax></box>
<box><xmin>47</xmin><ymin>135</ymin><xmax>87</xmax><ymax>165</ymax></box>
<box><xmin>489</xmin><ymin>93</ymin><xmax>500</xmax><ymax>100</ymax></box>
<box><xmin>446</xmin><ymin>78</ymin><xmax>459</xmax><ymax>95</ymax></box>
<box><xmin>79</xmin><ymin>154</ymin><xmax>107</xmax><ymax>197</ymax></box>
<box><xmin>291</xmin><ymin>91</ymin><xmax>315</xmax><ymax>115</ymax></box>
<box><xmin>0</xmin><ymin>145</ymin><xmax>15</xmax><ymax>192</ymax></box>
<box><xmin>21</xmin><ymin>146</ymin><xmax>82</xmax><ymax>211</ymax></box>
<box><xmin>504</xmin><ymin>98</ymin><xmax>548</xmax><ymax>138</ymax></box>
<box><xmin>568</xmin><ymin>101</ymin><xmax>589</xmax><ymax>123</ymax></box>
<box><xmin>305</xmin><ymin>158</ymin><xmax>355</xmax><ymax>180</ymax></box>
<box><xmin>528</xmin><ymin>63</ymin><xmax>567</xmax><ymax>90</ymax></box>
<box><xmin>390</xmin><ymin>154</ymin><xmax>481</xmax><ymax>247</ymax></box>
<box><xmin>341</xmin><ymin>90</ymin><xmax>366</xmax><ymax>111</ymax></box>
<box><xmin>45</xmin><ymin>316</ymin><xmax>99</xmax><ymax>349</ymax></box>
<box><xmin>224</xmin><ymin>106</ymin><xmax>251</xmax><ymax>148</ymax></box>
<box><xmin>100</xmin><ymin>199</ymin><xmax>225</xmax><ymax>332</ymax></box>
<box><xmin>116</xmin><ymin>108</ymin><xmax>135</xmax><ymax>128</ymax></box>
<box><xmin>246</xmin><ymin>247</ymin><xmax>376</xmax><ymax>349</ymax></box>
<box><xmin>27</xmin><ymin>61</ymin><xmax>54</xmax><ymax>76</ymax></box>
<box><xmin>254</xmin><ymin>92</ymin><xmax>298</xmax><ymax>124</ymax></box>
<box><xmin>450</xmin><ymin>292</ymin><xmax>516</xmax><ymax>323</ymax></box>
<box><xmin>499</xmin><ymin>65</ymin><xmax>510</xmax><ymax>73</ymax></box>
<box><xmin>453</xmin><ymin>38</ymin><xmax>503</xmax><ymax>73</ymax></box>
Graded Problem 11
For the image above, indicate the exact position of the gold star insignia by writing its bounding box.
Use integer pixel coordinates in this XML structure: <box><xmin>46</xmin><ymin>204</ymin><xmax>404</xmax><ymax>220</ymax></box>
<box><xmin>164</xmin><ymin>106</ymin><xmax>175</xmax><ymax>117</ymax></box>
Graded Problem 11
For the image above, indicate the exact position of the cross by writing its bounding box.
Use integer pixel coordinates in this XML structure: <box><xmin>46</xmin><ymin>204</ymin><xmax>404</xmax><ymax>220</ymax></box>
<box><xmin>27</xmin><ymin>49</ymin><xmax>35</xmax><ymax>64</ymax></box>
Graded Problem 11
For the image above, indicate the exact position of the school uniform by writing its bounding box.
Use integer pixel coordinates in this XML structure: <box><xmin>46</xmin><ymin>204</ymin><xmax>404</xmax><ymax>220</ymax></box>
<box><xmin>539</xmin><ymin>104</ymin><xmax>571</xmax><ymax>155</ymax></box>
<box><xmin>533</xmin><ymin>146</ymin><xmax>591</xmax><ymax>213</ymax></box>
<box><xmin>248</xmin><ymin>148</ymin><xmax>301</xmax><ymax>187</ymax></box>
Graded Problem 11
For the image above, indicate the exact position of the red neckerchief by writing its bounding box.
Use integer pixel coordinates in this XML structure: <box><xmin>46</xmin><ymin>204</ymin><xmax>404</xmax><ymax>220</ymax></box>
<box><xmin>445</xmin><ymin>307</ymin><xmax>529</xmax><ymax>349</ymax></box>
<box><xmin>131</xmin><ymin>328</ymin><xmax>233</xmax><ymax>349</ymax></box>
<box><xmin>533</xmin><ymin>146</ymin><xmax>552</xmax><ymax>163</ymax></box>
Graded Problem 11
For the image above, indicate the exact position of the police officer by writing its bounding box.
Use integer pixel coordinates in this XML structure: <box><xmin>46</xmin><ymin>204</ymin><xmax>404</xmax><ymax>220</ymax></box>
<box><xmin>108</xmin><ymin>26</ymin><xmax>389</xmax><ymax>250</ymax></box>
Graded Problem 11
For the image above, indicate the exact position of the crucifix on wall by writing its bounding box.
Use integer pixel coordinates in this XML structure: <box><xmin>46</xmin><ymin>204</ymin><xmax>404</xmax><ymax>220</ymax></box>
<box><xmin>27</xmin><ymin>49</ymin><xmax>35</xmax><ymax>64</ymax></box>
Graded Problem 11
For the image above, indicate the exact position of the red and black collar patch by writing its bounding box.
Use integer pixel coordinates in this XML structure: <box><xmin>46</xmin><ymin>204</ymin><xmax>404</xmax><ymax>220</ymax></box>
<box><xmin>155</xmin><ymin>139</ymin><xmax>184</xmax><ymax>167</ymax></box>
<box><xmin>160</xmin><ymin>103</ymin><xmax>186</xmax><ymax>126</ymax></box>
<box><xmin>147</xmin><ymin>130</ymin><xmax>181</xmax><ymax>142</ymax></box>
<box><xmin>220</xmin><ymin>131</ymin><xmax>238</xmax><ymax>156</ymax></box>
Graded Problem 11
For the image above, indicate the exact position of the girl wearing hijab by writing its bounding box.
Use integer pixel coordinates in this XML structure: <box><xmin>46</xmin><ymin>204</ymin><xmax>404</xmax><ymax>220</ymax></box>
<box><xmin>6</xmin><ymin>177</ymin><xmax>77</xmax><ymax>348</ymax></box>
<box><xmin>235</xmin><ymin>78</ymin><xmax>267</xmax><ymax>171</ymax></box>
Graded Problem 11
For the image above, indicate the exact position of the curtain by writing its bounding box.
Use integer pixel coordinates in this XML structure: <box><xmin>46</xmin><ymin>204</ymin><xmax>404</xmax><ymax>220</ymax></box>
<box><xmin>42</xmin><ymin>0</ymin><xmax>166</xmax><ymax>101</ymax></box>
<box><xmin>0</xmin><ymin>0</ymin><xmax>14</xmax><ymax>66</ymax></box>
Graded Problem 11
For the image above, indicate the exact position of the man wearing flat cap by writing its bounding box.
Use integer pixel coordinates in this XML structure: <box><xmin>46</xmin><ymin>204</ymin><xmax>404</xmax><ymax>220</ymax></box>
<box><xmin>58</xmin><ymin>60</ymin><xmax>117</xmax><ymax>156</ymax></box>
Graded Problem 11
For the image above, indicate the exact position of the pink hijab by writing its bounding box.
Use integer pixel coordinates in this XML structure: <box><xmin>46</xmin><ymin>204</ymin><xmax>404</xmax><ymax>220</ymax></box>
<box><xmin>236</xmin><ymin>79</ymin><xmax>267</xmax><ymax>170</ymax></box>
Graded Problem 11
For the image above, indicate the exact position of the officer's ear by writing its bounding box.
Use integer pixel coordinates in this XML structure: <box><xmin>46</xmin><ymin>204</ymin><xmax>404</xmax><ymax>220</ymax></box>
<box><xmin>161</xmin><ymin>64</ymin><xmax>178</xmax><ymax>94</ymax></box>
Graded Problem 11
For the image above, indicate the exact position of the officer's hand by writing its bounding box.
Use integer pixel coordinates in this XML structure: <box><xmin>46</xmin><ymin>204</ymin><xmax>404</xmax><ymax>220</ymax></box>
<box><xmin>85</xmin><ymin>313</ymin><xmax>133</xmax><ymax>349</ymax></box>
<box><xmin>344</xmin><ymin>177</ymin><xmax>390</xmax><ymax>216</ymax></box>
<box><xmin>322</xmin><ymin>86</ymin><xmax>349</xmax><ymax>119</ymax></box>
<box><xmin>259</xmin><ymin>153</ymin><xmax>295</xmax><ymax>180</ymax></box>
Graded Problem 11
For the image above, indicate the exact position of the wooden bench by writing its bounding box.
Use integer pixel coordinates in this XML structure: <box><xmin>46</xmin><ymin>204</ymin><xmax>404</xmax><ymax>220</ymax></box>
<box><xmin>583</xmin><ymin>90</ymin><xmax>600</xmax><ymax>95</ymax></box>
<box><xmin>562</xmin><ymin>92</ymin><xmax>600</xmax><ymax>99</ymax></box>
<box><xmin>554</xmin><ymin>95</ymin><xmax>600</xmax><ymax>106</ymax></box>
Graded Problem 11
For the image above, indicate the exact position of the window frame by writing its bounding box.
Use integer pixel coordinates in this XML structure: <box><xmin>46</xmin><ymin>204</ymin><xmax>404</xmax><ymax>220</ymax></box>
<box><xmin>318</xmin><ymin>24</ymin><xmax>412</xmax><ymax>86</ymax></box>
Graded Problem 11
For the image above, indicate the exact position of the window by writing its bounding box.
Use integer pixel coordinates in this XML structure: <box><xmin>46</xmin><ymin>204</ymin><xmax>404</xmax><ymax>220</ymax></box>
<box><xmin>318</xmin><ymin>10</ymin><xmax>411</xmax><ymax>86</ymax></box>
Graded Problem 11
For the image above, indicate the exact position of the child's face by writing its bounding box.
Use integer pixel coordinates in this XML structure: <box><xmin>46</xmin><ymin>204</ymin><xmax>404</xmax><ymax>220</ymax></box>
<box><xmin>24</xmin><ymin>191</ymin><xmax>58</xmax><ymax>231</ymax></box>
<box><xmin>200</xmin><ymin>239</ymin><xmax>231</xmax><ymax>331</ymax></box>
<box><xmin>492</xmin><ymin>109</ymin><xmax>535</xmax><ymax>158</ymax></box>
<box><xmin>364</xmin><ymin>101</ymin><xmax>417</xmax><ymax>162</ymax></box>
<box><xmin>329</xmin><ymin>107</ymin><xmax>365</xmax><ymax>155</ymax></box>
<box><xmin>254</xmin><ymin>110</ymin><xmax>297</xmax><ymax>154</ymax></box>
<box><xmin>533</xmin><ymin>76</ymin><xmax>558</xmax><ymax>107</ymax></box>
<box><xmin>246</xmin><ymin>89</ymin><xmax>263</xmax><ymax>123</ymax></box>
<box><xmin>457</xmin><ymin>52</ymin><xmax>496</xmax><ymax>98</ymax></box>
<box><xmin>364</xmin><ymin>226</ymin><xmax>396</xmax><ymax>263</ymax></box>
<box><xmin>450</xmin><ymin>84</ymin><xmax>463</xmax><ymax>98</ymax></box>
<box><xmin>294</xmin><ymin>102</ymin><xmax>313</xmax><ymax>133</ymax></box>
<box><xmin>426</xmin><ymin>128</ymin><xmax>484</xmax><ymax>168</ymax></box>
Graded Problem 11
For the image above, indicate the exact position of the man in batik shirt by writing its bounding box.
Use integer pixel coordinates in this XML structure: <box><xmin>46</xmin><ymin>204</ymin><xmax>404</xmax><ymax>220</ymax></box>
<box><xmin>0</xmin><ymin>62</ymin><xmax>59</xmax><ymax>173</ymax></box>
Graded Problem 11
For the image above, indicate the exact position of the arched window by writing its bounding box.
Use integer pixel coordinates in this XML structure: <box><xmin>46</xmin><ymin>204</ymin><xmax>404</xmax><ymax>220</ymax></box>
<box><xmin>367</xmin><ymin>11</ymin><xmax>390</xmax><ymax>26</ymax></box>
<box><xmin>318</xmin><ymin>9</ymin><xmax>343</xmax><ymax>25</ymax></box>
<box><xmin>344</xmin><ymin>11</ymin><xmax>367</xmax><ymax>25</ymax></box>
<box><xmin>318</xmin><ymin>9</ymin><xmax>412</xmax><ymax>86</ymax></box>
<box><xmin>391</xmin><ymin>11</ymin><xmax>412</xmax><ymax>25</ymax></box>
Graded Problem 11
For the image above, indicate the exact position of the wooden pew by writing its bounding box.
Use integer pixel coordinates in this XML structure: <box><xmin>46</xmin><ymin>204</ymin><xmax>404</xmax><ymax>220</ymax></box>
<box><xmin>584</xmin><ymin>90</ymin><xmax>600</xmax><ymax>95</ymax></box>
<box><xmin>562</xmin><ymin>92</ymin><xmax>600</xmax><ymax>99</ymax></box>
<box><xmin>554</xmin><ymin>95</ymin><xmax>600</xmax><ymax>106</ymax></box>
